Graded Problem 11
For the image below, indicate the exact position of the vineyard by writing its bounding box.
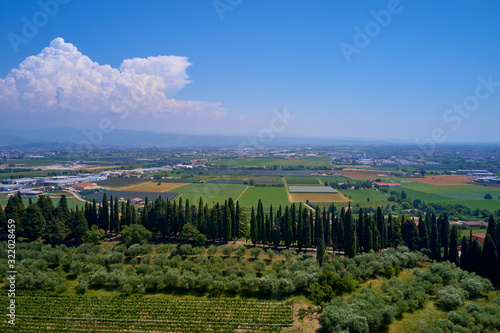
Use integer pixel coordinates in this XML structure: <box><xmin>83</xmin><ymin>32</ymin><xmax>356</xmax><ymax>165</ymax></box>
<box><xmin>0</xmin><ymin>293</ymin><xmax>294</xmax><ymax>332</ymax></box>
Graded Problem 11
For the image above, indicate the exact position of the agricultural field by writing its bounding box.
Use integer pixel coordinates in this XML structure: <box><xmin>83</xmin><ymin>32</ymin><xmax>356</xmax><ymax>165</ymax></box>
<box><xmin>290</xmin><ymin>192</ymin><xmax>349</xmax><ymax>203</ymax></box>
<box><xmin>336</xmin><ymin>169</ymin><xmax>401</xmax><ymax>180</ymax></box>
<box><xmin>408</xmin><ymin>175</ymin><xmax>476</xmax><ymax>185</ymax></box>
<box><xmin>212</xmin><ymin>156</ymin><xmax>332</xmax><ymax>168</ymax></box>
<box><xmin>318</xmin><ymin>176</ymin><xmax>351</xmax><ymax>184</ymax></box>
<box><xmin>97</xmin><ymin>178</ymin><xmax>150</xmax><ymax>187</ymax></box>
<box><xmin>285</xmin><ymin>176</ymin><xmax>320</xmax><ymax>185</ymax></box>
<box><xmin>0</xmin><ymin>294</ymin><xmax>293</xmax><ymax>332</ymax></box>
<box><xmin>237</xmin><ymin>186</ymin><xmax>289</xmax><ymax>209</ymax></box>
<box><xmin>85</xmin><ymin>190</ymin><xmax>179</xmax><ymax>202</ymax></box>
<box><xmin>340</xmin><ymin>189</ymin><xmax>389</xmax><ymax>204</ymax></box>
<box><xmin>1</xmin><ymin>158</ymin><xmax>55</xmax><ymax>167</ymax></box>
<box><xmin>288</xmin><ymin>186</ymin><xmax>337</xmax><ymax>193</ymax></box>
<box><xmin>168</xmin><ymin>183</ymin><xmax>248</xmax><ymax>205</ymax></box>
<box><xmin>118</xmin><ymin>181</ymin><xmax>190</xmax><ymax>192</ymax></box>
<box><xmin>394</xmin><ymin>182</ymin><xmax>500</xmax><ymax>210</ymax></box>
<box><xmin>0</xmin><ymin>170</ymin><xmax>51</xmax><ymax>180</ymax></box>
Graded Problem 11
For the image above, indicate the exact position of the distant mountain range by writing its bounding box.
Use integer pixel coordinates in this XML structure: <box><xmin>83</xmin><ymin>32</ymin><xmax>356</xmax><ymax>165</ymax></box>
<box><xmin>0</xmin><ymin>127</ymin><xmax>413</xmax><ymax>148</ymax></box>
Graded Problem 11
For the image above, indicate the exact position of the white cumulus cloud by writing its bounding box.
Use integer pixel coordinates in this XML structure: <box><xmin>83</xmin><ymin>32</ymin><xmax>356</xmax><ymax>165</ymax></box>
<box><xmin>0</xmin><ymin>37</ymin><xmax>225</xmax><ymax>117</ymax></box>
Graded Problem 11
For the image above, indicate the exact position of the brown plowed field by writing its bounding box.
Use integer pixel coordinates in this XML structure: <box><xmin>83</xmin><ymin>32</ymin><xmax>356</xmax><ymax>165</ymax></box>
<box><xmin>406</xmin><ymin>175</ymin><xmax>475</xmax><ymax>185</ymax></box>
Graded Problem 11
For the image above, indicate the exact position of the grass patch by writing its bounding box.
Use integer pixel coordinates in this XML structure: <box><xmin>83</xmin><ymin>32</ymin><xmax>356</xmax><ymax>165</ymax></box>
<box><xmin>285</xmin><ymin>176</ymin><xmax>321</xmax><ymax>185</ymax></box>
<box><xmin>237</xmin><ymin>186</ymin><xmax>289</xmax><ymax>209</ymax></box>
<box><xmin>168</xmin><ymin>183</ymin><xmax>248</xmax><ymax>205</ymax></box>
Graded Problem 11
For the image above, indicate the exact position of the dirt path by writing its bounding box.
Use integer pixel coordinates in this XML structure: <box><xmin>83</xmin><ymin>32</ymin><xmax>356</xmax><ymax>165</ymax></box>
<box><xmin>283</xmin><ymin>179</ymin><xmax>293</xmax><ymax>203</ymax></box>
<box><xmin>234</xmin><ymin>186</ymin><xmax>249</xmax><ymax>202</ymax></box>
<box><xmin>62</xmin><ymin>189</ymin><xmax>87</xmax><ymax>203</ymax></box>
<box><xmin>285</xmin><ymin>301</ymin><xmax>321</xmax><ymax>332</ymax></box>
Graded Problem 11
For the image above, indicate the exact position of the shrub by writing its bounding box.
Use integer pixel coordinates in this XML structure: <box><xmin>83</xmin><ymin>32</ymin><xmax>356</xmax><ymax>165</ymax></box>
<box><xmin>439</xmin><ymin>286</ymin><xmax>463</xmax><ymax>310</ymax></box>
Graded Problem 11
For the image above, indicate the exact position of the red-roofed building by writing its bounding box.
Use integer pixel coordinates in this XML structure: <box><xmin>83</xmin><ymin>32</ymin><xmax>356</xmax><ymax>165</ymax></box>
<box><xmin>131</xmin><ymin>198</ymin><xmax>144</xmax><ymax>204</ymax></box>
<box><xmin>472</xmin><ymin>233</ymin><xmax>486</xmax><ymax>245</ymax></box>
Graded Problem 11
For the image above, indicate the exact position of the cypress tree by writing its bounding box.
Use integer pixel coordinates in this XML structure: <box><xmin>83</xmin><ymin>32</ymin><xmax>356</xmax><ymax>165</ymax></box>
<box><xmin>91</xmin><ymin>199</ymin><xmax>98</xmax><ymax>228</ymax></box>
<box><xmin>376</xmin><ymin>207</ymin><xmax>387</xmax><ymax>248</ymax></box>
<box><xmin>125</xmin><ymin>199</ymin><xmax>132</xmax><ymax>226</ymax></box>
<box><xmin>207</xmin><ymin>206</ymin><xmax>215</xmax><ymax>240</ymax></box>
<box><xmin>486</xmin><ymin>215</ymin><xmax>496</xmax><ymax>242</ymax></box>
<box><xmin>142</xmin><ymin>197</ymin><xmax>149</xmax><ymax>229</ymax></box>
<box><xmin>309</xmin><ymin>208</ymin><xmax>314</xmax><ymax>246</ymax></box>
<box><xmin>323</xmin><ymin>209</ymin><xmax>329</xmax><ymax>247</ymax></box>
<box><xmin>114</xmin><ymin>197</ymin><xmax>120</xmax><ymax>232</ymax></box>
<box><xmin>401</xmin><ymin>215</ymin><xmax>419</xmax><ymax>251</ymax></box>
<box><xmin>72</xmin><ymin>206</ymin><xmax>89</xmax><ymax>241</ymax></box>
<box><xmin>430</xmin><ymin>213</ymin><xmax>439</xmax><ymax>261</ymax></box>
<box><xmin>284</xmin><ymin>206</ymin><xmax>293</xmax><ymax>248</ymax></box>
<box><xmin>418</xmin><ymin>213</ymin><xmax>429</xmax><ymax>250</ymax></box>
<box><xmin>120</xmin><ymin>201</ymin><xmax>125</xmax><ymax>231</ymax></box>
<box><xmin>343</xmin><ymin>205</ymin><xmax>356</xmax><ymax>258</ymax></box>
<box><xmin>337</xmin><ymin>208</ymin><xmax>345</xmax><ymax>252</ymax></box>
<box><xmin>222</xmin><ymin>204</ymin><xmax>231</xmax><ymax>242</ymax></box>
<box><xmin>314</xmin><ymin>206</ymin><xmax>321</xmax><ymax>246</ymax></box>
<box><xmin>372</xmin><ymin>214</ymin><xmax>381</xmax><ymax>251</ymax></box>
<box><xmin>250</xmin><ymin>207</ymin><xmax>257</xmax><ymax>245</ymax></box>
<box><xmin>101</xmin><ymin>193</ymin><xmax>109</xmax><ymax>232</ymax></box>
<box><xmin>109</xmin><ymin>195</ymin><xmax>115</xmax><ymax>232</ymax></box>
<box><xmin>36</xmin><ymin>195</ymin><xmax>54</xmax><ymax>222</ymax></box>
<box><xmin>364</xmin><ymin>214</ymin><xmax>373</xmax><ymax>252</ymax></box>
<box><xmin>470</xmin><ymin>239</ymin><xmax>482</xmax><ymax>274</ymax></box>
<box><xmin>440</xmin><ymin>213</ymin><xmax>449</xmax><ymax>261</ymax></box>
<box><xmin>228</xmin><ymin>198</ymin><xmax>235</xmax><ymax>239</ymax></box>
<box><xmin>257</xmin><ymin>200</ymin><xmax>264</xmax><ymax>243</ymax></box>
<box><xmin>302</xmin><ymin>208</ymin><xmax>311</xmax><ymax>248</ymax></box>
<box><xmin>197</xmin><ymin>197</ymin><xmax>204</xmax><ymax>231</ymax></box>
<box><xmin>24</xmin><ymin>204</ymin><xmax>46</xmax><ymax>241</ymax></box>
<box><xmin>235</xmin><ymin>201</ymin><xmax>240</xmax><ymax>239</ymax></box>
<box><xmin>5</xmin><ymin>192</ymin><xmax>26</xmax><ymax>235</ymax></box>
<box><xmin>387</xmin><ymin>213</ymin><xmax>394</xmax><ymax>247</ymax></box>
<box><xmin>480</xmin><ymin>234</ymin><xmax>496</xmax><ymax>282</ymax></box>
<box><xmin>177</xmin><ymin>198</ymin><xmax>184</xmax><ymax>229</ymax></box>
<box><xmin>316</xmin><ymin>210</ymin><xmax>325</xmax><ymax>264</ymax></box>
<box><xmin>297</xmin><ymin>204</ymin><xmax>303</xmax><ymax>250</ymax></box>
<box><xmin>449</xmin><ymin>225</ymin><xmax>459</xmax><ymax>265</ymax></box>
<box><xmin>357</xmin><ymin>208</ymin><xmax>365</xmax><ymax>252</ymax></box>
<box><xmin>291</xmin><ymin>203</ymin><xmax>297</xmax><ymax>244</ymax></box>
<box><xmin>460</xmin><ymin>236</ymin><xmax>470</xmax><ymax>271</ymax></box>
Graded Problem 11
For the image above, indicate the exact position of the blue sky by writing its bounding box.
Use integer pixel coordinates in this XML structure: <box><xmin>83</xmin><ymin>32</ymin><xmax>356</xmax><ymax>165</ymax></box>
<box><xmin>0</xmin><ymin>0</ymin><xmax>499</xmax><ymax>142</ymax></box>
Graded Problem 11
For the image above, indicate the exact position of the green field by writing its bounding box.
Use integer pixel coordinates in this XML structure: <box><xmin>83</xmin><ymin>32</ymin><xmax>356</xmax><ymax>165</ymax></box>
<box><xmin>237</xmin><ymin>186</ymin><xmax>289</xmax><ymax>209</ymax></box>
<box><xmin>393</xmin><ymin>182</ymin><xmax>500</xmax><ymax>210</ymax></box>
<box><xmin>340</xmin><ymin>189</ymin><xmax>389</xmax><ymax>203</ymax></box>
<box><xmin>212</xmin><ymin>156</ymin><xmax>332</xmax><ymax>168</ymax></box>
<box><xmin>167</xmin><ymin>183</ymin><xmax>247</xmax><ymax>205</ymax></box>
<box><xmin>285</xmin><ymin>176</ymin><xmax>320</xmax><ymax>185</ymax></box>
<box><xmin>0</xmin><ymin>170</ymin><xmax>51</xmax><ymax>180</ymax></box>
<box><xmin>319</xmin><ymin>176</ymin><xmax>351</xmax><ymax>184</ymax></box>
<box><xmin>2</xmin><ymin>158</ymin><xmax>55</xmax><ymax>167</ymax></box>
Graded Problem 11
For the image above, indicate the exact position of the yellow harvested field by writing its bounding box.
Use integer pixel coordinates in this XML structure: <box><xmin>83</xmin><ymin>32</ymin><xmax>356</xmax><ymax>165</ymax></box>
<box><xmin>290</xmin><ymin>192</ymin><xmax>349</xmax><ymax>203</ymax></box>
<box><xmin>118</xmin><ymin>182</ymin><xmax>190</xmax><ymax>192</ymax></box>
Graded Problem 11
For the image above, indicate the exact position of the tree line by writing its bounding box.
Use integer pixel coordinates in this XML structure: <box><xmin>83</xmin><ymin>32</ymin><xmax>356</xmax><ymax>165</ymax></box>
<box><xmin>1</xmin><ymin>191</ymin><xmax>499</xmax><ymax>286</ymax></box>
